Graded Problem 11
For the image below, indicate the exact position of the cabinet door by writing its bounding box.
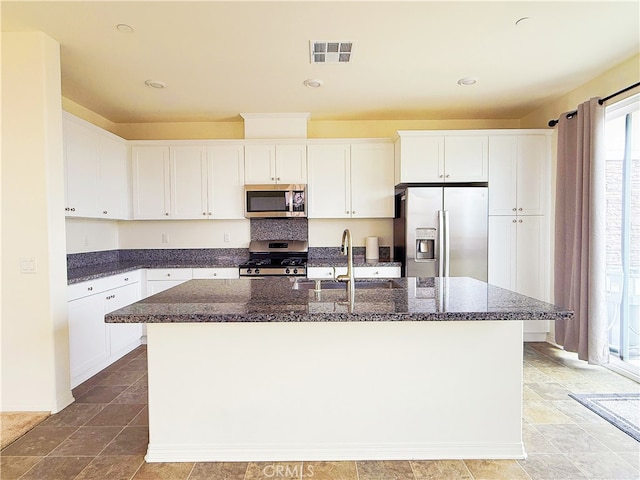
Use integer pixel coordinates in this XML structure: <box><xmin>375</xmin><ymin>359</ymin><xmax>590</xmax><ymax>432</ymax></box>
<box><xmin>350</xmin><ymin>143</ymin><xmax>394</xmax><ymax>218</ymax></box>
<box><xmin>64</xmin><ymin>119</ymin><xmax>99</xmax><ymax>217</ymax></box>
<box><xmin>307</xmin><ymin>144</ymin><xmax>351</xmax><ymax>218</ymax></box>
<box><xmin>208</xmin><ymin>145</ymin><xmax>245</xmax><ymax>219</ymax></box>
<box><xmin>244</xmin><ymin>145</ymin><xmax>276</xmax><ymax>184</ymax></box>
<box><xmin>306</xmin><ymin>267</ymin><xmax>335</xmax><ymax>279</ymax></box>
<box><xmin>275</xmin><ymin>144</ymin><xmax>307</xmax><ymax>184</ymax></box>
<box><xmin>488</xmin><ymin>136</ymin><xmax>518</xmax><ymax>215</ymax></box>
<box><xmin>396</xmin><ymin>135</ymin><xmax>444</xmax><ymax>183</ymax></box>
<box><xmin>132</xmin><ymin>146</ymin><xmax>171</xmax><ymax>219</ymax></box>
<box><xmin>515</xmin><ymin>216</ymin><xmax>546</xmax><ymax>301</ymax></box>
<box><xmin>97</xmin><ymin>135</ymin><xmax>128</xmax><ymax>219</ymax></box>
<box><xmin>517</xmin><ymin>135</ymin><xmax>547</xmax><ymax>215</ymax></box>
<box><xmin>444</xmin><ymin>135</ymin><xmax>488</xmax><ymax>182</ymax></box>
<box><xmin>170</xmin><ymin>146</ymin><xmax>208</xmax><ymax>219</ymax></box>
<box><xmin>488</xmin><ymin>216</ymin><xmax>517</xmax><ymax>291</ymax></box>
<box><xmin>106</xmin><ymin>283</ymin><xmax>142</xmax><ymax>356</ymax></box>
<box><xmin>68</xmin><ymin>293</ymin><xmax>109</xmax><ymax>383</ymax></box>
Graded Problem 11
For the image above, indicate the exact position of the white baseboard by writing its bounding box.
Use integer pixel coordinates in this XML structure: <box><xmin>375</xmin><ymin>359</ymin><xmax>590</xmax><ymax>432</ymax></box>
<box><xmin>145</xmin><ymin>442</ymin><xmax>527</xmax><ymax>463</ymax></box>
<box><xmin>524</xmin><ymin>333</ymin><xmax>548</xmax><ymax>342</ymax></box>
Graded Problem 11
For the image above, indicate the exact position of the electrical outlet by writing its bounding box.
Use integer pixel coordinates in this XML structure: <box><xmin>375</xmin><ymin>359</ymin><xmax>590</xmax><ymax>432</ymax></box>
<box><xmin>83</xmin><ymin>235</ymin><xmax>89</xmax><ymax>246</ymax></box>
<box><xmin>20</xmin><ymin>257</ymin><xmax>37</xmax><ymax>273</ymax></box>
<box><xmin>162</xmin><ymin>233</ymin><xmax>169</xmax><ymax>244</ymax></box>
<box><xmin>224</xmin><ymin>233</ymin><xmax>230</xmax><ymax>242</ymax></box>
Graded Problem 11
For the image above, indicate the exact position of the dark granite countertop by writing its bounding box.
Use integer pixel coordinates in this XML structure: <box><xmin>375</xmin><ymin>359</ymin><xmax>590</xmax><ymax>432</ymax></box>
<box><xmin>105</xmin><ymin>276</ymin><xmax>573</xmax><ymax>323</ymax></box>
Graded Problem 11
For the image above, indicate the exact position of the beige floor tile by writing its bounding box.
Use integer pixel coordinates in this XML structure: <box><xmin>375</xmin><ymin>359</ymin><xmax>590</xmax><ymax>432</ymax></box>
<box><xmin>518</xmin><ymin>453</ymin><xmax>589</xmax><ymax>479</ymax></box>
<box><xmin>39</xmin><ymin>403</ymin><xmax>106</xmax><ymax>428</ymax></box>
<box><xmin>534</xmin><ymin>424</ymin><xmax>610</xmax><ymax>454</ymax></box>
<box><xmin>356</xmin><ymin>460</ymin><xmax>415</xmax><ymax>480</ymax></box>
<box><xmin>1</xmin><ymin>425</ymin><xmax>78</xmax><ymax>457</ymax></box>
<box><xmin>550</xmin><ymin>399</ymin><xmax>610</xmax><ymax>425</ymax></box>
<box><xmin>75</xmin><ymin>455</ymin><xmax>145</xmax><ymax>480</ymax></box>
<box><xmin>245</xmin><ymin>462</ymin><xmax>304</xmax><ymax>479</ymax></box>
<box><xmin>188</xmin><ymin>462</ymin><xmax>248</xmax><ymax>480</ymax></box>
<box><xmin>566</xmin><ymin>452</ymin><xmax>640</xmax><ymax>480</ymax></box>
<box><xmin>523</xmin><ymin>401</ymin><xmax>572</xmax><ymax>425</ymax></box>
<box><xmin>50</xmin><ymin>426</ymin><xmax>122</xmax><ymax>456</ymax></box>
<box><xmin>132</xmin><ymin>461</ymin><xmax>194</xmax><ymax>479</ymax></box>
<box><xmin>578</xmin><ymin>423</ymin><xmax>640</xmax><ymax>453</ymax></box>
<box><xmin>19</xmin><ymin>456</ymin><xmax>93</xmax><ymax>480</ymax></box>
<box><xmin>302</xmin><ymin>461</ymin><xmax>357</xmax><ymax>479</ymax></box>
<box><xmin>411</xmin><ymin>459</ymin><xmax>472</xmax><ymax>479</ymax></box>
<box><xmin>522</xmin><ymin>424</ymin><xmax>561</xmax><ymax>454</ymax></box>
<box><xmin>463</xmin><ymin>459</ymin><xmax>531</xmax><ymax>480</ymax></box>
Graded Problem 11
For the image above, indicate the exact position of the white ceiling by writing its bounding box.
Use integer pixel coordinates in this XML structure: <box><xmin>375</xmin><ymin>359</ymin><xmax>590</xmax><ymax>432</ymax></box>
<box><xmin>2</xmin><ymin>1</ymin><xmax>639</xmax><ymax>124</ymax></box>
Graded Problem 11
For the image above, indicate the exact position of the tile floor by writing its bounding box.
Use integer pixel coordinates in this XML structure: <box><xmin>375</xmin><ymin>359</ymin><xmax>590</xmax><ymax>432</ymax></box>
<box><xmin>1</xmin><ymin>342</ymin><xmax>639</xmax><ymax>480</ymax></box>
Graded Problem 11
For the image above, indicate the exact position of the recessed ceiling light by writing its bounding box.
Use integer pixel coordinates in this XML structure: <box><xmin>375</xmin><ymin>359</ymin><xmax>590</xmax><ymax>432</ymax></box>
<box><xmin>116</xmin><ymin>23</ymin><xmax>134</xmax><ymax>33</ymax></box>
<box><xmin>457</xmin><ymin>77</ymin><xmax>478</xmax><ymax>86</ymax></box>
<box><xmin>303</xmin><ymin>79</ymin><xmax>324</xmax><ymax>88</ymax></box>
<box><xmin>145</xmin><ymin>79</ymin><xmax>166</xmax><ymax>89</ymax></box>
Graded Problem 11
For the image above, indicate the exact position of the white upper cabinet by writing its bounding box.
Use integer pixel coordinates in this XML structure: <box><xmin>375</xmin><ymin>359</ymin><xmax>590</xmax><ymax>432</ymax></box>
<box><xmin>170</xmin><ymin>146</ymin><xmax>208</xmax><ymax>219</ymax></box>
<box><xmin>488</xmin><ymin>134</ymin><xmax>549</xmax><ymax>216</ymax></box>
<box><xmin>443</xmin><ymin>135</ymin><xmax>488</xmax><ymax>182</ymax></box>
<box><xmin>244</xmin><ymin>144</ymin><xmax>307</xmax><ymax>184</ymax></box>
<box><xmin>207</xmin><ymin>145</ymin><xmax>245</xmax><ymax>219</ymax></box>
<box><xmin>97</xmin><ymin>135</ymin><xmax>128</xmax><ymax>219</ymax></box>
<box><xmin>308</xmin><ymin>141</ymin><xmax>394</xmax><ymax>219</ymax></box>
<box><xmin>350</xmin><ymin>143</ymin><xmax>395</xmax><ymax>218</ymax></box>
<box><xmin>64</xmin><ymin>118</ymin><xmax>99</xmax><ymax>217</ymax></box>
<box><xmin>132</xmin><ymin>146</ymin><xmax>171</xmax><ymax>219</ymax></box>
<box><xmin>132</xmin><ymin>144</ymin><xmax>245</xmax><ymax>220</ymax></box>
<box><xmin>308</xmin><ymin>144</ymin><xmax>351</xmax><ymax>218</ymax></box>
<box><xmin>63</xmin><ymin>113</ymin><xmax>128</xmax><ymax>219</ymax></box>
<box><xmin>395</xmin><ymin>132</ymin><xmax>488</xmax><ymax>184</ymax></box>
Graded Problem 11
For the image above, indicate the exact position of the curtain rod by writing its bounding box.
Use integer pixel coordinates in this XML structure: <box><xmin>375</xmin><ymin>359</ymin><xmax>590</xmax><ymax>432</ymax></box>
<box><xmin>547</xmin><ymin>81</ymin><xmax>640</xmax><ymax>128</ymax></box>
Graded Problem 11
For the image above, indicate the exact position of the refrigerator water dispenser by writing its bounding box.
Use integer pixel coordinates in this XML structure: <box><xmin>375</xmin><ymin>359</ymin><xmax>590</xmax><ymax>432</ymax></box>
<box><xmin>415</xmin><ymin>228</ymin><xmax>436</xmax><ymax>260</ymax></box>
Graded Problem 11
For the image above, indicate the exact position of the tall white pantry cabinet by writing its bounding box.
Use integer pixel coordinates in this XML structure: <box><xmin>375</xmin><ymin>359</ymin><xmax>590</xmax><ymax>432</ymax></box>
<box><xmin>487</xmin><ymin>132</ymin><xmax>553</xmax><ymax>341</ymax></box>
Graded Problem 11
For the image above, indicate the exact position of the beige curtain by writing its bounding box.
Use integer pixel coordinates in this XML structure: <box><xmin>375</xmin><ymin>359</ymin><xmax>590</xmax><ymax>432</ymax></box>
<box><xmin>554</xmin><ymin>97</ymin><xmax>609</xmax><ymax>364</ymax></box>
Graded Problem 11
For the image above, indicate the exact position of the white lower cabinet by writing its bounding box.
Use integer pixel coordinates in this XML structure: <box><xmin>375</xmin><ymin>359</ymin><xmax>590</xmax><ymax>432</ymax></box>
<box><xmin>488</xmin><ymin>215</ymin><xmax>549</xmax><ymax>340</ymax></box>
<box><xmin>308</xmin><ymin>266</ymin><xmax>401</xmax><ymax>280</ymax></box>
<box><xmin>145</xmin><ymin>268</ymin><xmax>193</xmax><ymax>296</ymax></box>
<box><xmin>67</xmin><ymin>271</ymin><xmax>142</xmax><ymax>388</ymax></box>
<box><xmin>192</xmin><ymin>268</ymin><xmax>239</xmax><ymax>280</ymax></box>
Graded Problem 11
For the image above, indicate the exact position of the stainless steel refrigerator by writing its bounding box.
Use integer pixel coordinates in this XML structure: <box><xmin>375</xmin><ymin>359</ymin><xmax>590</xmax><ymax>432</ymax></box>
<box><xmin>393</xmin><ymin>186</ymin><xmax>488</xmax><ymax>281</ymax></box>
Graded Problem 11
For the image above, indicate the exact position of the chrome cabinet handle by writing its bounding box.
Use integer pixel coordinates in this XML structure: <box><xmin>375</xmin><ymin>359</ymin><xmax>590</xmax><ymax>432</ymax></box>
<box><xmin>519</xmin><ymin>219</ymin><xmax>523</xmax><ymax>223</ymax></box>
<box><xmin>512</xmin><ymin>219</ymin><xmax>517</xmax><ymax>223</ymax></box>
<box><xmin>165</xmin><ymin>213</ymin><xmax>169</xmax><ymax>216</ymax></box>
<box><xmin>445</xmin><ymin>174</ymin><xmax>450</xmax><ymax>178</ymax></box>
<box><xmin>518</xmin><ymin>208</ymin><xmax>523</xmax><ymax>211</ymax></box>
<box><xmin>512</xmin><ymin>207</ymin><xmax>517</xmax><ymax>211</ymax></box>
<box><xmin>103</xmin><ymin>211</ymin><xmax>108</xmax><ymax>214</ymax></box>
<box><xmin>87</xmin><ymin>286</ymin><xmax>93</xmax><ymax>291</ymax></box>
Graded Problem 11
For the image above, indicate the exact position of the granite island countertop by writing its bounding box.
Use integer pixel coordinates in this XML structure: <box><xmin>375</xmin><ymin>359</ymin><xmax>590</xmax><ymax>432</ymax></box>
<box><xmin>105</xmin><ymin>276</ymin><xmax>572</xmax><ymax>323</ymax></box>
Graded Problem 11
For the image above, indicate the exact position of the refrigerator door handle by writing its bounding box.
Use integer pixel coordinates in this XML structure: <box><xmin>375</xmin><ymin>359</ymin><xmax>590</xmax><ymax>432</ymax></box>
<box><xmin>444</xmin><ymin>210</ymin><xmax>450</xmax><ymax>277</ymax></box>
<box><xmin>438</xmin><ymin>210</ymin><xmax>444</xmax><ymax>277</ymax></box>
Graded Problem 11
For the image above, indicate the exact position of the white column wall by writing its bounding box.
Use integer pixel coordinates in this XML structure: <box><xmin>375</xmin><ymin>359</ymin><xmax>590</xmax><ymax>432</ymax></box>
<box><xmin>1</xmin><ymin>32</ymin><xmax>73</xmax><ymax>412</ymax></box>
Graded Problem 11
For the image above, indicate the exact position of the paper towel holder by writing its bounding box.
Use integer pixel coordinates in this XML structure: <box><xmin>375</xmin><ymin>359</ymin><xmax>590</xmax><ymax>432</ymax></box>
<box><xmin>365</xmin><ymin>236</ymin><xmax>379</xmax><ymax>261</ymax></box>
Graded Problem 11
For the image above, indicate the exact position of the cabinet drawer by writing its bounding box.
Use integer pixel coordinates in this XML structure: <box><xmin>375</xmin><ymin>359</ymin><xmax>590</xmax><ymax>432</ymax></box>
<box><xmin>68</xmin><ymin>270</ymin><xmax>142</xmax><ymax>301</ymax></box>
<box><xmin>354</xmin><ymin>266</ymin><xmax>401</xmax><ymax>278</ymax></box>
<box><xmin>104</xmin><ymin>282</ymin><xmax>142</xmax><ymax>314</ymax></box>
<box><xmin>146</xmin><ymin>268</ymin><xmax>193</xmax><ymax>281</ymax></box>
<box><xmin>306</xmin><ymin>267</ymin><xmax>335</xmax><ymax>279</ymax></box>
<box><xmin>193</xmin><ymin>268</ymin><xmax>239</xmax><ymax>279</ymax></box>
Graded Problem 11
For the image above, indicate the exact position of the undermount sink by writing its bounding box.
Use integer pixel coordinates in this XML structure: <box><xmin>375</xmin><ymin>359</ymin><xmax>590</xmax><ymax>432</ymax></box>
<box><xmin>292</xmin><ymin>280</ymin><xmax>402</xmax><ymax>291</ymax></box>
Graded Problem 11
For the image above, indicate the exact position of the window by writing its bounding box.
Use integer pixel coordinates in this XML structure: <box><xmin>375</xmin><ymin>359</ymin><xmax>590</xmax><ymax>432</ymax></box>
<box><xmin>604</xmin><ymin>93</ymin><xmax>640</xmax><ymax>378</ymax></box>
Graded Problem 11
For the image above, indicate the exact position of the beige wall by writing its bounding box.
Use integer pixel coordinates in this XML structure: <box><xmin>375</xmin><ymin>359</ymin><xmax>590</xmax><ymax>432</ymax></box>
<box><xmin>1</xmin><ymin>33</ymin><xmax>73</xmax><ymax>412</ymax></box>
<box><xmin>65</xmin><ymin>218</ymin><xmax>119</xmax><ymax>253</ymax></box>
<box><xmin>521</xmin><ymin>54</ymin><xmax>640</xmax><ymax>129</ymax></box>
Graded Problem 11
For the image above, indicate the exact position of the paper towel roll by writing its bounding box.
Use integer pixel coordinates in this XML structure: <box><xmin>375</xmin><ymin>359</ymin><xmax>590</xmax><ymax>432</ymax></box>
<box><xmin>365</xmin><ymin>236</ymin><xmax>379</xmax><ymax>261</ymax></box>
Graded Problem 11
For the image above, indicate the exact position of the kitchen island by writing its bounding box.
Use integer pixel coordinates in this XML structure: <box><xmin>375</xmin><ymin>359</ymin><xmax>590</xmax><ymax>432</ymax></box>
<box><xmin>105</xmin><ymin>276</ymin><xmax>571</xmax><ymax>463</ymax></box>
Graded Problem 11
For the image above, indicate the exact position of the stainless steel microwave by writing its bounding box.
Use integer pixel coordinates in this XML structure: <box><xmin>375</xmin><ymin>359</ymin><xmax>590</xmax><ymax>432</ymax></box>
<box><xmin>244</xmin><ymin>184</ymin><xmax>307</xmax><ymax>218</ymax></box>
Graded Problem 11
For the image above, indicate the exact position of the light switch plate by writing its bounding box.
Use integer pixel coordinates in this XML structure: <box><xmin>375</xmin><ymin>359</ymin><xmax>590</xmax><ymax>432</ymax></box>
<box><xmin>20</xmin><ymin>257</ymin><xmax>38</xmax><ymax>273</ymax></box>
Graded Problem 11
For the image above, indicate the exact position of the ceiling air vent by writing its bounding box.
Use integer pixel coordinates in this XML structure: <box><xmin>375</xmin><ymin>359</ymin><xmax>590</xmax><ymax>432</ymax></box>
<box><xmin>310</xmin><ymin>41</ymin><xmax>353</xmax><ymax>63</ymax></box>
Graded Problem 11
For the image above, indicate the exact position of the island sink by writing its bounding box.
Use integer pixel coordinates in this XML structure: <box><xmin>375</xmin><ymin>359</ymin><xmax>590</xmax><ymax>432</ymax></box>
<box><xmin>292</xmin><ymin>279</ymin><xmax>403</xmax><ymax>290</ymax></box>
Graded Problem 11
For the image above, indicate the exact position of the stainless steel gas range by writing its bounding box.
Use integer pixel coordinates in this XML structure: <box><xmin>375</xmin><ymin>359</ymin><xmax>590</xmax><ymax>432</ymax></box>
<box><xmin>238</xmin><ymin>240</ymin><xmax>308</xmax><ymax>277</ymax></box>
